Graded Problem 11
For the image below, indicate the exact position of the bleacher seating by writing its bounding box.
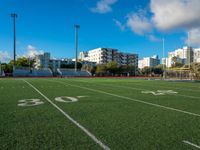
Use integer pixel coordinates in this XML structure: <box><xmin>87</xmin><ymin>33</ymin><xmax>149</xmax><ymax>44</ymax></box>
<box><xmin>13</xmin><ymin>68</ymin><xmax>53</xmax><ymax>77</ymax></box>
<box><xmin>13</xmin><ymin>68</ymin><xmax>31</xmax><ymax>77</ymax></box>
<box><xmin>58</xmin><ymin>69</ymin><xmax>91</xmax><ymax>77</ymax></box>
<box><xmin>32</xmin><ymin>69</ymin><xmax>53</xmax><ymax>77</ymax></box>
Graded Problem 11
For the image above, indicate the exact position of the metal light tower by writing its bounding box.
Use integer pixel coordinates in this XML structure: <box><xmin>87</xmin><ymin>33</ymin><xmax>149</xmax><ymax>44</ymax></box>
<box><xmin>188</xmin><ymin>31</ymin><xmax>191</xmax><ymax>69</ymax></box>
<box><xmin>74</xmin><ymin>25</ymin><xmax>80</xmax><ymax>72</ymax></box>
<box><xmin>188</xmin><ymin>31</ymin><xmax>193</xmax><ymax>80</ymax></box>
<box><xmin>162</xmin><ymin>37</ymin><xmax>166</xmax><ymax>79</ymax></box>
<box><xmin>11</xmin><ymin>13</ymin><xmax>18</xmax><ymax>72</ymax></box>
<box><xmin>162</xmin><ymin>37</ymin><xmax>165</xmax><ymax>70</ymax></box>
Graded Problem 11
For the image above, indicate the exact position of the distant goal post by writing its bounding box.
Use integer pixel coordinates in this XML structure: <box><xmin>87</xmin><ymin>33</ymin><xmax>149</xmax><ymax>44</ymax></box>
<box><xmin>163</xmin><ymin>69</ymin><xmax>195</xmax><ymax>80</ymax></box>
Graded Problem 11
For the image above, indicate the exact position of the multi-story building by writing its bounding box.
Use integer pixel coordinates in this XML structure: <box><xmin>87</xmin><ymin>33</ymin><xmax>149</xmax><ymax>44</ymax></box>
<box><xmin>34</xmin><ymin>52</ymin><xmax>50</xmax><ymax>69</ymax></box>
<box><xmin>34</xmin><ymin>52</ymin><xmax>63</xmax><ymax>73</ymax></box>
<box><xmin>194</xmin><ymin>48</ymin><xmax>200</xmax><ymax>63</ymax></box>
<box><xmin>79</xmin><ymin>48</ymin><xmax>138</xmax><ymax>67</ymax></box>
<box><xmin>79</xmin><ymin>52</ymin><xmax>89</xmax><ymax>61</ymax></box>
<box><xmin>86</xmin><ymin>48</ymin><xmax>117</xmax><ymax>64</ymax></box>
<box><xmin>138</xmin><ymin>55</ymin><xmax>160</xmax><ymax>69</ymax></box>
<box><xmin>164</xmin><ymin>46</ymin><xmax>194</xmax><ymax>67</ymax></box>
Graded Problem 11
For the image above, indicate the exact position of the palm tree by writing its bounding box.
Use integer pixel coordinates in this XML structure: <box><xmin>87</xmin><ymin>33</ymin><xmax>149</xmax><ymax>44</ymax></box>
<box><xmin>172</xmin><ymin>56</ymin><xmax>177</xmax><ymax>67</ymax></box>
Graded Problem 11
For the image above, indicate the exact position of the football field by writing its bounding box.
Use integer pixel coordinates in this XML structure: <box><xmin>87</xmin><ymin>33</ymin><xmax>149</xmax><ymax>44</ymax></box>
<box><xmin>1</xmin><ymin>78</ymin><xmax>200</xmax><ymax>150</ymax></box>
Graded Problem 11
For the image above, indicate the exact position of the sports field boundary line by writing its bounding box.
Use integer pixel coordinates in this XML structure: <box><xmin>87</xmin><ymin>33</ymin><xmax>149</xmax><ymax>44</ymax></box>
<box><xmin>183</xmin><ymin>140</ymin><xmax>200</xmax><ymax>149</ymax></box>
<box><xmin>129</xmin><ymin>81</ymin><xmax>200</xmax><ymax>93</ymax></box>
<box><xmin>66</xmin><ymin>79</ymin><xmax>200</xmax><ymax>100</ymax></box>
<box><xmin>22</xmin><ymin>79</ymin><xmax>110</xmax><ymax>150</ymax></box>
<box><xmin>49</xmin><ymin>79</ymin><xmax>200</xmax><ymax>118</ymax></box>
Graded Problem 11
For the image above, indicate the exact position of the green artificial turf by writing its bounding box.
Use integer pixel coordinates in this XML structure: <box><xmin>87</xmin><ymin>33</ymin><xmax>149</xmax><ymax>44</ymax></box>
<box><xmin>1</xmin><ymin>78</ymin><xmax>200</xmax><ymax>150</ymax></box>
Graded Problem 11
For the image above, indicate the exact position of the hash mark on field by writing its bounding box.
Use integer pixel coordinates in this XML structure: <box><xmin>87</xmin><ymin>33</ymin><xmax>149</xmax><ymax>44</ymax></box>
<box><xmin>183</xmin><ymin>140</ymin><xmax>200</xmax><ymax>149</ymax></box>
<box><xmin>22</xmin><ymin>79</ymin><xmax>110</xmax><ymax>150</ymax></box>
<box><xmin>77</xmin><ymin>96</ymin><xmax>88</xmax><ymax>98</ymax></box>
<box><xmin>67</xmin><ymin>79</ymin><xmax>200</xmax><ymax>100</ymax></box>
<box><xmin>51</xmin><ymin>80</ymin><xmax>200</xmax><ymax>118</ymax></box>
<box><xmin>142</xmin><ymin>90</ymin><xmax>178</xmax><ymax>96</ymax></box>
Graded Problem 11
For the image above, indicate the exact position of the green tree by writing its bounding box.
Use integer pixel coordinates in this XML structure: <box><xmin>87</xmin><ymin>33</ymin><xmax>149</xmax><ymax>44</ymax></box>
<box><xmin>106</xmin><ymin>61</ymin><xmax>118</xmax><ymax>76</ymax></box>
<box><xmin>127</xmin><ymin>65</ymin><xmax>137</xmax><ymax>76</ymax></box>
<box><xmin>1</xmin><ymin>63</ymin><xmax>13</xmax><ymax>74</ymax></box>
<box><xmin>11</xmin><ymin>57</ymin><xmax>35</xmax><ymax>68</ymax></box>
<box><xmin>191</xmin><ymin>63</ymin><xmax>200</xmax><ymax>79</ymax></box>
<box><xmin>16</xmin><ymin>57</ymin><xmax>29</xmax><ymax>67</ymax></box>
<box><xmin>82</xmin><ymin>64</ymin><xmax>93</xmax><ymax>72</ymax></box>
<box><xmin>171</xmin><ymin>56</ymin><xmax>179</xmax><ymax>67</ymax></box>
<box><xmin>91</xmin><ymin>66</ymin><xmax>96</xmax><ymax>76</ymax></box>
<box><xmin>141</xmin><ymin>67</ymin><xmax>152</xmax><ymax>76</ymax></box>
<box><xmin>175</xmin><ymin>62</ymin><xmax>184</xmax><ymax>68</ymax></box>
<box><xmin>96</xmin><ymin>64</ymin><xmax>107</xmax><ymax>76</ymax></box>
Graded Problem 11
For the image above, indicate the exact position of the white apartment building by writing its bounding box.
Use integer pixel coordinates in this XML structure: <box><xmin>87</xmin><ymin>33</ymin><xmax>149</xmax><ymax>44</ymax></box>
<box><xmin>87</xmin><ymin>48</ymin><xmax>117</xmax><ymax>64</ymax></box>
<box><xmin>34</xmin><ymin>52</ymin><xmax>62</xmax><ymax>73</ymax></box>
<box><xmin>79</xmin><ymin>52</ymin><xmax>89</xmax><ymax>61</ymax></box>
<box><xmin>194</xmin><ymin>48</ymin><xmax>200</xmax><ymax>63</ymax></box>
<box><xmin>164</xmin><ymin>46</ymin><xmax>193</xmax><ymax>67</ymax></box>
<box><xmin>79</xmin><ymin>48</ymin><xmax>138</xmax><ymax>67</ymax></box>
<box><xmin>34</xmin><ymin>52</ymin><xmax>50</xmax><ymax>69</ymax></box>
<box><xmin>138</xmin><ymin>55</ymin><xmax>160</xmax><ymax>69</ymax></box>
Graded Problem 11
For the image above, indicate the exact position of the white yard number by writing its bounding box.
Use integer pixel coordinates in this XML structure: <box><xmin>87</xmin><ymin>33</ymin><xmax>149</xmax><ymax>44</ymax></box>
<box><xmin>55</xmin><ymin>96</ymin><xmax>78</xmax><ymax>103</ymax></box>
<box><xmin>18</xmin><ymin>96</ymin><xmax>86</xmax><ymax>107</ymax></box>
<box><xmin>18</xmin><ymin>99</ymin><xmax>44</xmax><ymax>107</ymax></box>
<box><xmin>142</xmin><ymin>90</ymin><xmax>178</xmax><ymax>96</ymax></box>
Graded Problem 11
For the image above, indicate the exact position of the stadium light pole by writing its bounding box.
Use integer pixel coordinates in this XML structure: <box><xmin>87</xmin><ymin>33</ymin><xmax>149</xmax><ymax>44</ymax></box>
<box><xmin>74</xmin><ymin>25</ymin><xmax>80</xmax><ymax>72</ymax></box>
<box><xmin>188</xmin><ymin>31</ymin><xmax>193</xmax><ymax>80</ymax></box>
<box><xmin>11</xmin><ymin>13</ymin><xmax>18</xmax><ymax>72</ymax></box>
<box><xmin>162</xmin><ymin>37</ymin><xmax>166</xmax><ymax>79</ymax></box>
<box><xmin>188</xmin><ymin>31</ymin><xmax>191</xmax><ymax>69</ymax></box>
<box><xmin>162</xmin><ymin>37</ymin><xmax>165</xmax><ymax>70</ymax></box>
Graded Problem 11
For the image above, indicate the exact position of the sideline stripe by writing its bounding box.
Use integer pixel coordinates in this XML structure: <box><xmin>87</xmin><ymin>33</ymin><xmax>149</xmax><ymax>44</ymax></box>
<box><xmin>67</xmin><ymin>79</ymin><xmax>200</xmax><ymax>100</ymax></box>
<box><xmin>51</xmin><ymin>79</ymin><xmax>200</xmax><ymax>118</ymax></box>
<box><xmin>183</xmin><ymin>140</ymin><xmax>200</xmax><ymax>149</ymax></box>
<box><xmin>23</xmin><ymin>79</ymin><xmax>110</xmax><ymax>150</ymax></box>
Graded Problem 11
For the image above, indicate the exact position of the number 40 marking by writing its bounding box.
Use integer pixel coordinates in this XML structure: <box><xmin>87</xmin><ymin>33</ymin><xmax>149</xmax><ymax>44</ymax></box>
<box><xmin>18</xmin><ymin>96</ymin><xmax>86</xmax><ymax>107</ymax></box>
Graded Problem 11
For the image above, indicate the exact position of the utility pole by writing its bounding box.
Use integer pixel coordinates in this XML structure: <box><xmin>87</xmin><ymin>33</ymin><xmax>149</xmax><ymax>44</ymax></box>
<box><xmin>188</xmin><ymin>31</ymin><xmax>193</xmax><ymax>80</ymax></box>
<box><xmin>188</xmin><ymin>31</ymin><xmax>191</xmax><ymax>69</ymax></box>
<box><xmin>162</xmin><ymin>37</ymin><xmax>166</xmax><ymax>79</ymax></box>
<box><xmin>11</xmin><ymin>13</ymin><xmax>17</xmax><ymax>72</ymax></box>
<box><xmin>74</xmin><ymin>25</ymin><xmax>80</xmax><ymax>72</ymax></box>
<box><xmin>162</xmin><ymin>37</ymin><xmax>165</xmax><ymax>70</ymax></box>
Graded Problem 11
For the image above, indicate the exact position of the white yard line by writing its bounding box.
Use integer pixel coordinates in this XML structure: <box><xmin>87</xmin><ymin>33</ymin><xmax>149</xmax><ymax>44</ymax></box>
<box><xmin>50</xmin><ymin>79</ymin><xmax>200</xmax><ymax>118</ymax></box>
<box><xmin>130</xmin><ymin>81</ymin><xmax>200</xmax><ymax>92</ymax></box>
<box><xmin>183</xmin><ymin>140</ymin><xmax>200</xmax><ymax>149</ymax></box>
<box><xmin>67</xmin><ymin>79</ymin><xmax>200</xmax><ymax>100</ymax></box>
<box><xmin>106</xmin><ymin>84</ymin><xmax>200</xmax><ymax>100</ymax></box>
<box><xmin>22</xmin><ymin>79</ymin><xmax>110</xmax><ymax>150</ymax></box>
<box><xmin>68</xmin><ymin>78</ymin><xmax>200</xmax><ymax>92</ymax></box>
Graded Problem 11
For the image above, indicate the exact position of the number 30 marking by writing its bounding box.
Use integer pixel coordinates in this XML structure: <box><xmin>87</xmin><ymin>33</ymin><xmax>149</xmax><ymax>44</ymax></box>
<box><xmin>18</xmin><ymin>96</ymin><xmax>86</xmax><ymax>107</ymax></box>
<box><xmin>55</xmin><ymin>96</ymin><xmax>78</xmax><ymax>103</ymax></box>
<box><xmin>18</xmin><ymin>99</ymin><xmax>44</xmax><ymax>107</ymax></box>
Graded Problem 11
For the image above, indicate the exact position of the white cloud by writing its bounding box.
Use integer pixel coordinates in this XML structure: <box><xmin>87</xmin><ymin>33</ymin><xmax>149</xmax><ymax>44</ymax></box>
<box><xmin>151</xmin><ymin>0</ymin><xmax>200</xmax><ymax>31</ymax></box>
<box><xmin>185</xmin><ymin>28</ymin><xmax>200</xmax><ymax>47</ymax></box>
<box><xmin>148</xmin><ymin>35</ymin><xmax>162</xmax><ymax>42</ymax></box>
<box><xmin>91</xmin><ymin>0</ymin><xmax>117</xmax><ymax>14</ymax></box>
<box><xmin>113</xmin><ymin>19</ymin><xmax>126</xmax><ymax>31</ymax></box>
<box><xmin>126</xmin><ymin>12</ymin><xmax>152</xmax><ymax>35</ymax></box>
<box><xmin>0</xmin><ymin>51</ymin><xmax>11</xmax><ymax>63</ymax></box>
<box><xmin>25</xmin><ymin>45</ymin><xmax>44</xmax><ymax>58</ymax></box>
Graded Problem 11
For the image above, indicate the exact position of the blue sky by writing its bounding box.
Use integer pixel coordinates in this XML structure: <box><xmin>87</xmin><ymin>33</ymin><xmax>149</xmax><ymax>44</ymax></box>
<box><xmin>0</xmin><ymin>0</ymin><xmax>200</xmax><ymax>62</ymax></box>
